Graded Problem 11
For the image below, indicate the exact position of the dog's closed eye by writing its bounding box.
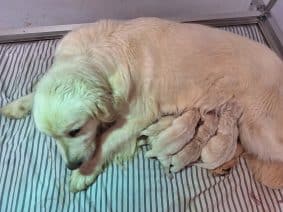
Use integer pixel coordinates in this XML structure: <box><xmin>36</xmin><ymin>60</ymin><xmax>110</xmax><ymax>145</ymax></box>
<box><xmin>68</xmin><ymin>128</ymin><xmax>81</xmax><ymax>137</ymax></box>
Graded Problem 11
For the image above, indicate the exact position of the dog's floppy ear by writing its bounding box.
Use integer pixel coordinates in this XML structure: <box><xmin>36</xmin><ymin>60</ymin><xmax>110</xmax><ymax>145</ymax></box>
<box><xmin>90</xmin><ymin>87</ymin><xmax>116</xmax><ymax>123</ymax></box>
<box><xmin>81</xmin><ymin>71</ymin><xmax>117</xmax><ymax>123</ymax></box>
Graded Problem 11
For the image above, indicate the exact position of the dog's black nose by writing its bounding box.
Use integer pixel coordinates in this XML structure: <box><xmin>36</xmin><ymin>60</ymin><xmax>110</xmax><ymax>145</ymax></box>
<box><xmin>66</xmin><ymin>161</ymin><xmax>83</xmax><ymax>170</ymax></box>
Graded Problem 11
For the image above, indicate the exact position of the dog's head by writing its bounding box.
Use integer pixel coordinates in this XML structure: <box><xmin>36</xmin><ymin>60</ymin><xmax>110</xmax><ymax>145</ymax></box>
<box><xmin>33</xmin><ymin>60</ymin><xmax>116</xmax><ymax>170</ymax></box>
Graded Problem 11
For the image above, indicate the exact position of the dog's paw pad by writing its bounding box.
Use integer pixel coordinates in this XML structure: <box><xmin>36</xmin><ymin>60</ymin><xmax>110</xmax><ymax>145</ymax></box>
<box><xmin>69</xmin><ymin>170</ymin><xmax>97</xmax><ymax>192</ymax></box>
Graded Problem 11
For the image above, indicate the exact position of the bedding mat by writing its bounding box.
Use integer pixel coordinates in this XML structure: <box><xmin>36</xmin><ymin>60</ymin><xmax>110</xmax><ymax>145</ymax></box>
<box><xmin>0</xmin><ymin>24</ymin><xmax>283</xmax><ymax>212</ymax></box>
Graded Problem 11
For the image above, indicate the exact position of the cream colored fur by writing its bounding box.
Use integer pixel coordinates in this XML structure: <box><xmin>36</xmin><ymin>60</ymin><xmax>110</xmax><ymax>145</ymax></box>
<box><xmin>1</xmin><ymin>17</ymin><xmax>283</xmax><ymax>191</ymax></box>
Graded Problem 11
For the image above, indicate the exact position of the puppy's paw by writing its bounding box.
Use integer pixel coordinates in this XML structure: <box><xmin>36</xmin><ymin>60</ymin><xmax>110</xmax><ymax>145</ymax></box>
<box><xmin>211</xmin><ymin>159</ymin><xmax>237</xmax><ymax>176</ymax></box>
<box><xmin>170</xmin><ymin>141</ymin><xmax>201</xmax><ymax>172</ymax></box>
<box><xmin>69</xmin><ymin>170</ymin><xmax>98</xmax><ymax>192</ymax></box>
<box><xmin>0</xmin><ymin>94</ymin><xmax>33</xmax><ymax>119</ymax></box>
<box><xmin>141</xmin><ymin>115</ymin><xmax>175</xmax><ymax>137</ymax></box>
<box><xmin>139</xmin><ymin>115</ymin><xmax>175</xmax><ymax>147</ymax></box>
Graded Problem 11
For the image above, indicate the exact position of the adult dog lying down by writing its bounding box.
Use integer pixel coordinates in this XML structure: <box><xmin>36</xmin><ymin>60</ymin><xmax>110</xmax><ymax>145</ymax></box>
<box><xmin>1</xmin><ymin>17</ymin><xmax>283</xmax><ymax>192</ymax></box>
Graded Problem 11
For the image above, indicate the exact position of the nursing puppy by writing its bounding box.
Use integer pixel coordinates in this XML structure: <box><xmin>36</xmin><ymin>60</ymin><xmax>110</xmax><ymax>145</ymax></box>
<box><xmin>141</xmin><ymin>98</ymin><xmax>243</xmax><ymax>174</ymax></box>
<box><xmin>1</xmin><ymin>17</ymin><xmax>283</xmax><ymax>191</ymax></box>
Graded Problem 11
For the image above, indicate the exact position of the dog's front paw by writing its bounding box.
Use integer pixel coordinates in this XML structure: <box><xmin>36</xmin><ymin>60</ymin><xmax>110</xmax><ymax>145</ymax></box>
<box><xmin>69</xmin><ymin>170</ymin><xmax>98</xmax><ymax>192</ymax></box>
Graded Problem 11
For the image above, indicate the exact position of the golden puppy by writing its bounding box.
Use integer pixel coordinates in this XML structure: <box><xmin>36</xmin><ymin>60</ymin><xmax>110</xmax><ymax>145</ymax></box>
<box><xmin>141</xmin><ymin>98</ymin><xmax>243</xmax><ymax>173</ymax></box>
<box><xmin>1</xmin><ymin>17</ymin><xmax>283</xmax><ymax>191</ymax></box>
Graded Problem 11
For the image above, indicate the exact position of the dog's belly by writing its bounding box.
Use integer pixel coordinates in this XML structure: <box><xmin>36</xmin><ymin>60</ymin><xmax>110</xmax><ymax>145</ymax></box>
<box><xmin>151</xmin><ymin>60</ymin><xmax>283</xmax><ymax>164</ymax></box>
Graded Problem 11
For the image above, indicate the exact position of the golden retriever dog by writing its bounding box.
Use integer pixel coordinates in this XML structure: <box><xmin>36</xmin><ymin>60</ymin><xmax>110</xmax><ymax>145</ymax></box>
<box><xmin>1</xmin><ymin>17</ymin><xmax>283</xmax><ymax>192</ymax></box>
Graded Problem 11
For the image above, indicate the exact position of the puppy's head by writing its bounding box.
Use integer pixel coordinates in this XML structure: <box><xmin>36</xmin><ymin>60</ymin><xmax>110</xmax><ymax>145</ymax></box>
<box><xmin>33</xmin><ymin>61</ymin><xmax>115</xmax><ymax>170</ymax></box>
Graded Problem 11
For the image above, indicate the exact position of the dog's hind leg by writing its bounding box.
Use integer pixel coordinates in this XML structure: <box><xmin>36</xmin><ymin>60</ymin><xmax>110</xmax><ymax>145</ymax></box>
<box><xmin>245</xmin><ymin>154</ymin><xmax>283</xmax><ymax>189</ymax></box>
<box><xmin>0</xmin><ymin>93</ymin><xmax>34</xmax><ymax>119</ymax></box>
<box><xmin>238</xmin><ymin>91</ymin><xmax>283</xmax><ymax>188</ymax></box>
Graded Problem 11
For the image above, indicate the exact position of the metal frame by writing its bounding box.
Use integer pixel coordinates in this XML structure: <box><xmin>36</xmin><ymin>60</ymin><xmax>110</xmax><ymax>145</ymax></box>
<box><xmin>258</xmin><ymin>15</ymin><xmax>283</xmax><ymax>58</ymax></box>
<box><xmin>0</xmin><ymin>0</ymin><xmax>282</xmax><ymax>58</ymax></box>
<box><xmin>0</xmin><ymin>11</ymin><xmax>262</xmax><ymax>44</ymax></box>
